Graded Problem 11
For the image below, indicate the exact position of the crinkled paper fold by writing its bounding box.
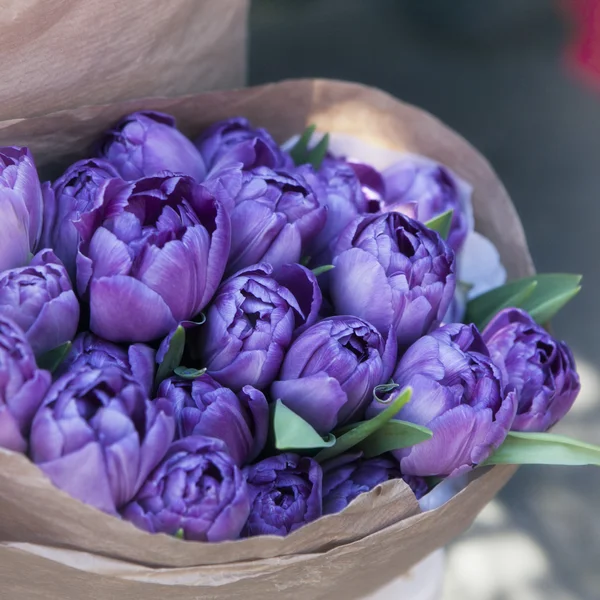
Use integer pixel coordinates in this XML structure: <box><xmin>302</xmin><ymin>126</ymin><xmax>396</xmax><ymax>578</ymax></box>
<box><xmin>0</xmin><ymin>79</ymin><xmax>532</xmax><ymax>598</ymax></box>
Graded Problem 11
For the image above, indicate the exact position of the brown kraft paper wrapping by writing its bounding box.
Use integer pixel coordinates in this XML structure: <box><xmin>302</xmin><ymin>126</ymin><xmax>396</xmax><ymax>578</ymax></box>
<box><xmin>0</xmin><ymin>0</ymin><xmax>249</xmax><ymax>120</ymax></box>
<box><xmin>0</xmin><ymin>79</ymin><xmax>532</xmax><ymax>597</ymax></box>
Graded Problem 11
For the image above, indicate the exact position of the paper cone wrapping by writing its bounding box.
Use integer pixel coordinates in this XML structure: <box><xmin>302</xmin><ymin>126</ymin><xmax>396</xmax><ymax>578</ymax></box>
<box><xmin>0</xmin><ymin>0</ymin><xmax>249</xmax><ymax>120</ymax></box>
<box><xmin>0</xmin><ymin>79</ymin><xmax>533</xmax><ymax>598</ymax></box>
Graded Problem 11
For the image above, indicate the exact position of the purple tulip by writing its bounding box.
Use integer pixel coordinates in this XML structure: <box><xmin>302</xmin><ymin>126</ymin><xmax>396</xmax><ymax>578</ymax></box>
<box><xmin>30</xmin><ymin>366</ymin><xmax>175</xmax><ymax>514</ymax></box>
<box><xmin>195</xmin><ymin>117</ymin><xmax>291</xmax><ymax>173</ymax></box>
<box><xmin>40</xmin><ymin>158</ymin><xmax>120</xmax><ymax>279</ymax></box>
<box><xmin>483</xmin><ymin>308</ymin><xmax>580</xmax><ymax>432</ymax></box>
<box><xmin>0</xmin><ymin>317</ymin><xmax>51</xmax><ymax>452</ymax></box>
<box><xmin>271</xmin><ymin>316</ymin><xmax>397</xmax><ymax>435</ymax></box>
<box><xmin>322</xmin><ymin>452</ymin><xmax>429</xmax><ymax>515</ymax></box>
<box><xmin>367</xmin><ymin>323</ymin><xmax>517</xmax><ymax>477</ymax></box>
<box><xmin>97</xmin><ymin>111</ymin><xmax>206</xmax><ymax>181</ymax></box>
<box><xmin>381</xmin><ymin>156</ymin><xmax>472</xmax><ymax>254</ymax></box>
<box><xmin>301</xmin><ymin>157</ymin><xmax>370</xmax><ymax>263</ymax></box>
<box><xmin>0</xmin><ymin>147</ymin><xmax>44</xmax><ymax>271</ymax></box>
<box><xmin>122</xmin><ymin>436</ymin><xmax>250</xmax><ymax>542</ymax></box>
<box><xmin>193</xmin><ymin>263</ymin><xmax>321</xmax><ymax>391</ymax></box>
<box><xmin>0</xmin><ymin>250</ymin><xmax>79</xmax><ymax>356</ymax></box>
<box><xmin>224</xmin><ymin>167</ymin><xmax>326</xmax><ymax>275</ymax></box>
<box><xmin>347</xmin><ymin>159</ymin><xmax>386</xmax><ymax>205</ymax></box>
<box><xmin>330</xmin><ymin>213</ymin><xmax>456</xmax><ymax>347</ymax></box>
<box><xmin>158</xmin><ymin>375</ymin><xmax>269</xmax><ymax>465</ymax></box>
<box><xmin>242</xmin><ymin>453</ymin><xmax>322</xmax><ymax>537</ymax></box>
<box><xmin>75</xmin><ymin>174</ymin><xmax>231</xmax><ymax>343</ymax></box>
<box><xmin>57</xmin><ymin>332</ymin><xmax>155</xmax><ymax>396</ymax></box>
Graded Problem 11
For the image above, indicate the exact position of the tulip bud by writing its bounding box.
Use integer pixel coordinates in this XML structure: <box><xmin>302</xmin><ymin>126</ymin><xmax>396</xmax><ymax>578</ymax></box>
<box><xmin>483</xmin><ymin>308</ymin><xmax>580</xmax><ymax>432</ymax></box>
<box><xmin>98</xmin><ymin>111</ymin><xmax>206</xmax><ymax>181</ymax></box>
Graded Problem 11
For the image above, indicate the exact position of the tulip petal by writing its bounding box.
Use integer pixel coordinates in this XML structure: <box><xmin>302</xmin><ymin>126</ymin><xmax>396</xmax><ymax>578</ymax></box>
<box><xmin>0</xmin><ymin>407</ymin><xmax>27</xmax><ymax>452</ymax></box>
<box><xmin>0</xmin><ymin>190</ymin><xmax>30</xmax><ymax>271</ymax></box>
<box><xmin>240</xmin><ymin>386</ymin><xmax>270</xmax><ymax>463</ymax></box>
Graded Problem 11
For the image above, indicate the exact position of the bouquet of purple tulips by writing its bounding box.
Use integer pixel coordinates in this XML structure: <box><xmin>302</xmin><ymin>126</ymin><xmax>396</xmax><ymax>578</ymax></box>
<box><xmin>0</xmin><ymin>79</ymin><xmax>597</xmax><ymax>599</ymax></box>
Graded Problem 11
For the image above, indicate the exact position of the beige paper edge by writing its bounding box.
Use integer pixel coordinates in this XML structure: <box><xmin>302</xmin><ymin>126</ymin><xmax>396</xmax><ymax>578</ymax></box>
<box><xmin>0</xmin><ymin>79</ymin><xmax>532</xmax><ymax>586</ymax></box>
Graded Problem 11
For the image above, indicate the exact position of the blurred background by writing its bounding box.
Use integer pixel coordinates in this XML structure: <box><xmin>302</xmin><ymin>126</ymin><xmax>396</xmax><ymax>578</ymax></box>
<box><xmin>250</xmin><ymin>1</ymin><xmax>600</xmax><ymax>599</ymax></box>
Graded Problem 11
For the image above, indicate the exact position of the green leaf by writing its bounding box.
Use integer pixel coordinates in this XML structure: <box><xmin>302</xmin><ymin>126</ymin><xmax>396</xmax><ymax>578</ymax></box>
<box><xmin>307</xmin><ymin>132</ymin><xmax>329</xmax><ymax>169</ymax></box>
<box><xmin>289</xmin><ymin>124</ymin><xmax>317</xmax><ymax>165</ymax></box>
<box><xmin>424</xmin><ymin>209</ymin><xmax>453</xmax><ymax>240</ymax></box>
<box><xmin>314</xmin><ymin>387</ymin><xmax>413</xmax><ymax>463</ymax></box>
<box><xmin>173</xmin><ymin>366</ymin><xmax>207</xmax><ymax>380</ymax></box>
<box><xmin>273</xmin><ymin>400</ymin><xmax>336</xmax><ymax>451</ymax></box>
<box><xmin>465</xmin><ymin>273</ymin><xmax>582</xmax><ymax>329</ymax></box>
<box><xmin>483</xmin><ymin>431</ymin><xmax>600</xmax><ymax>467</ymax></box>
<box><xmin>155</xmin><ymin>326</ymin><xmax>185</xmax><ymax>386</ymax></box>
<box><xmin>174</xmin><ymin>528</ymin><xmax>185</xmax><ymax>539</ymax></box>
<box><xmin>37</xmin><ymin>342</ymin><xmax>72</xmax><ymax>373</ymax></box>
<box><xmin>300</xmin><ymin>255</ymin><xmax>312</xmax><ymax>267</ymax></box>
<box><xmin>312</xmin><ymin>264</ymin><xmax>335</xmax><ymax>276</ymax></box>
<box><xmin>358</xmin><ymin>420</ymin><xmax>433</xmax><ymax>458</ymax></box>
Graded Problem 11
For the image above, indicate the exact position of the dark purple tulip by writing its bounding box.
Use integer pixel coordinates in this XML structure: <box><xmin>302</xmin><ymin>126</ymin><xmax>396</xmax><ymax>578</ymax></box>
<box><xmin>194</xmin><ymin>263</ymin><xmax>321</xmax><ymax>391</ymax></box>
<box><xmin>0</xmin><ymin>250</ymin><xmax>79</xmax><ymax>356</ymax></box>
<box><xmin>224</xmin><ymin>167</ymin><xmax>326</xmax><ymax>275</ymax></box>
<box><xmin>195</xmin><ymin>117</ymin><xmax>291</xmax><ymax>173</ymax></box>
<box><xmin>367</xmin><ymin>323</ymin><xmax>517</xmax><ymax>477</ymax></box>
<box><xmin>483</xmin><ymin>308</ymin><xmax>580</xmax><ymax>432</ymax></box>
<box><xmin>381</xmin><ymin>156</ymin><xmax>472</xmax><ymax>254</ymax></box>
<box><xmin>0</xmin><ymin>147</ymin><xmax>44</xmax><ymax>271</ymax></box>
<box><xmin>97</xmin><ymin>111</ymin><xmax>206</xmax><ymax>181</ymax></box>
<box><xmin>158</xmin><ymin>375</ymin><xmax>269</xmax><ymax>466</ymax></box>
<box><xmin>30</xmin><ymin>366</ymin><xmax>175</xmax><ymax>515</ymax></box>
<box><xmin>242</xmin><ymin>453</ymin><xmax>322</xmax><ymax>537</ymax></box>
<box><xmin>301</xmin><ymin>157</ymin><xmax>370</xmax><ymax>263</ymax></box>
<box><xmin>40</xmin><ymin>158</ymin><xmax>119</xmax><ymax>279</ymax></box>
<box><xmin>57</xmin><ymin>332</ymin><xmax>155</xmax><ymax>396</ymax></box>
<box><xmin>0</xmin><ymin>317</ymin><xmax>51</xmax><ymax>452</ymax></box>
<box><xmin>330</xmin><ymin>213</ymin><xmax>456</xmax><ymax>347</ymax></box>
<box><xmin>75</xmin><ymin>174</ymin><xmax>230</xmax><ymax>343</ymax></box>
<box><xmin>122</xmin><ymin>435</ymin><xmax>250</xmax><ymax>542</ymax></box>
<box><xmin>271</xmin><ymin>316</ymin><xmax>397</xmax><ymax>435</ymax></box>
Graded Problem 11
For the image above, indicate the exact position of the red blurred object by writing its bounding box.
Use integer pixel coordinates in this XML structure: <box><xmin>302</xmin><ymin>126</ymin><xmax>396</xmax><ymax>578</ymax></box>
<box><xmin>563</xmin><ymin>0</ymin><xmax>600</xmax><ymax>87</ymax></box>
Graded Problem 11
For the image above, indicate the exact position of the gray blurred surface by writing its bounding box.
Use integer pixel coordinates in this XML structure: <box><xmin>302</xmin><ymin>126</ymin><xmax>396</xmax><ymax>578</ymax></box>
<box><xmin>250</xmin><ymin>2</ymin><xmax>600</xmax><ymax>599</ymax></box>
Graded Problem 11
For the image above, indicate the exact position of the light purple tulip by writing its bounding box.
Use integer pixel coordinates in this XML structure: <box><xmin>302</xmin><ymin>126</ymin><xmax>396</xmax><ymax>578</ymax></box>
<box><xmin>193</xmin><ymin>263</ymin><xmax>321</xmax><ymax>391</ymax></box>
<box><xmin>158</xmin><ymin>375</ymin><xmax>269</xmax><ymax>465</ymax></box>
<box><xmin>97</xmin><ymin>111</ymin><xmax>206</xmax><ymax>181</ymax></box>
<box><xmin>0</xmin><ymin>317</ymin><xmax>51</xmax><ymax>452</ymax></box>
<box><xmin>483</xmin><ymin>308</ymin><xmax>580</xmax><ymax>432</ymax></box>
<box><xmin>75</xmin><ymin>174</ymin><xmax>231</xmax><ymax>343</ymax></box>
<box><xmin>30</xmin><ymin>366</ymin><xmax>175</xmax><ymax>514</ymax></box>
<box><xmin>41</xmin><ymin>158</ymin><xmax>120</xmax><ymax>279</ymax></box>
<box><xmin>57</xmin><ymin>332</ymin><xmax>155</xmax><ymax>396</ymax></box>
<box><xmin>242</xmin><ymin>453</ymin><xmax>322</xmax><ymax>537</ymax></box>
<box><xmin>122</xmin><ymin>435</ymin><xmax>250</xmax><ymax>542</ymax></box>
<box><xmin>195</xmin><ymin>117</ymin><xmax>292</xmax><ymax>173</ymax></box>
<box><xmin>272</xmin><ymin>316</ymin><xmax>397</xmax><ymax>435</ymax></box>
<box><xmin>0</xmin><ymin>147</ymin><xmax>44</xmax><ymax>271</ymax></box>
<box><xmin>367</xmin><ymin>323</ymin><xmax>517</xmax><ymax>477</ymax></box>
<box><xmin>330</xmin><ymin>212</ymin><xmax>456</xmax><ymax>348</ymax></box>
<box><xmin>0</xmin><ymin>250</ymin><xmax>79</xmax><ymax>356</ymax></box>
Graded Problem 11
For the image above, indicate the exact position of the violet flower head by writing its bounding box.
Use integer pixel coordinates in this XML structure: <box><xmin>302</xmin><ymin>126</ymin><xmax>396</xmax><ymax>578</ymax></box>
<box><xmin>271</xmin><ymin>316</ymin><xmax>396</xmax><ymax>435</ymax></box>
<box><xmin>30</xmin><ymin>366</ymin><xmax>174</xmax><ymax>514</ymax></box>
<box><xmin>0</xmin><ymin>316</ymin><xmax>51</xmax><ymax>453</ymax></box>
<box><xmin>57</xmin><ymin>332</ymin><xmax>156</xmax><ymax>396</ymax></box>
<box><xmin>367</xmin><ymin>323</ymin><xmax>517</xmax><ymax>477</ymax></box>
<box><xmin>97</xmin><ymin>111</ymin><xmax>206</xmax><ymax>181</ymax></box>
<box><xmin>483</xmin><ymin>308</ymin><xmax>580</xmax><ymax>432</ymax></box>
<box><xmin>0</xmin><ymin>249</ymin><xmax>80</xmax><ymax>356</ymax></box>
<box><xmin>158</xmin><ymin>375</ymin><xmax>269</xmax><ymax>466</ymax></box>
<box><xmin>41</xmin><ymin>158</ymin><xmax>119</xmax><ymax>279</ymax></box>
<box><xmin>122</xmin><ymin>435</ymin><xmax>250</xmax><ymax>542</ymax></box>
<box><xmin>0</xmin><ymin>146</ymin><xmax>44</xmax><ymax>271</ymax></box>
<box><xmin>195</xmin><ymin>117</ymin><xmax>291</xmax><ymax>173</ymax></box>
<box><xmin>330</xmin><ymin>212</ymin><xmax>456</xmax><ymax>347</ymax></box>
<box><xmin>75</xmin><ymin>174</ymin><xmax>230</xmax><ymax>343</ymax></box>
<box><xmin>242</xmin><ymin>453</ymin><xmax>322</xmax><ymax>537</ymax></box>
<box><xmin>381</xmin><ymin>156</ymin><xmax>473</xmax><ymax>254</ymax></box>
<box><xmin>193</xmin><ymin>263</ymin><xmax>321</xmax><ymax>391</ymax></box>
